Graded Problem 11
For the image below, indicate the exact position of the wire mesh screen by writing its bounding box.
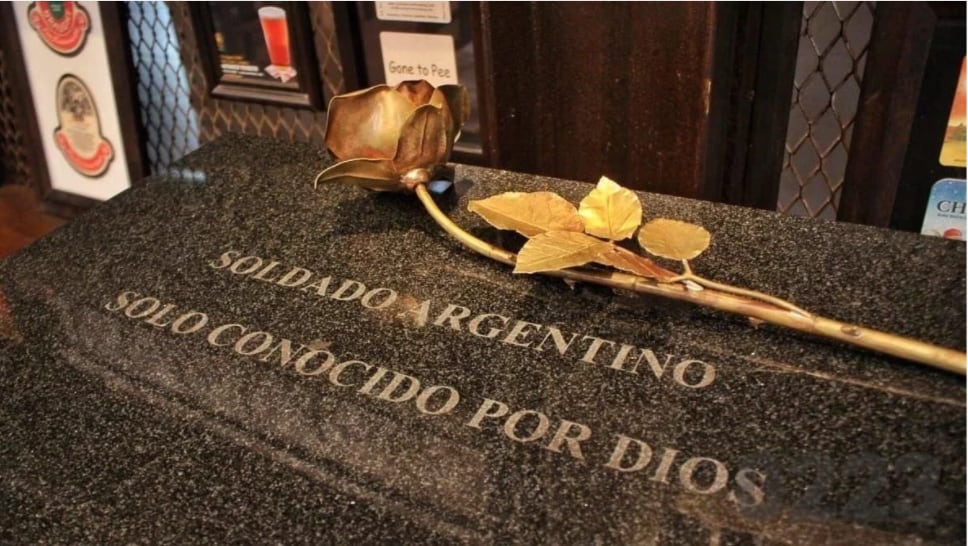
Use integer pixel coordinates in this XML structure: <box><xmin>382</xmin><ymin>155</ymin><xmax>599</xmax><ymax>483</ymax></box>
<box><xmin>126</xmin><ymin>1</ymin><xmax>348</xmax><ymax>175</ymax></box>
<box><xmin>127</xmin><ymin>2</ymin><xmax>201</xmax><ymax>175</ymax></box>
<box><xmin>0</xmin><ymin>46</ymin><xmax>34</xmax><ymax>187</ymax></box>
<box><xmin>777</xmin><ymin>1</ymin><xmax>875</xmax><ymax>220</ymax></box>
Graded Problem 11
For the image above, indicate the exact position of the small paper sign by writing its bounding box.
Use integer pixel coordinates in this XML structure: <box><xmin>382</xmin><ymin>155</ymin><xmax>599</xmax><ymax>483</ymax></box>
<box><xmin>921</xmin><ymin>178</ymin><xmax>966</xmax><ymax>240</ymax></box>
<box><xmin>379</xmin><ymin>32</ymin><xmax>458</xmax><ymax>87</ymax></box>
<box><xmin>375</xmin><ymin>2</ymin><xmax>451</xmax><ymax>24</ymax></box>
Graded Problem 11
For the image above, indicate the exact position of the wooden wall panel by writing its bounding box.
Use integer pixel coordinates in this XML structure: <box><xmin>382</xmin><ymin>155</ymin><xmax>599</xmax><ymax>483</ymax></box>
<box><xmin>838</xmin><ymin>2</ymin><xmax>967</xmax><ymax>230</ymax></box>
<box><xmin>479</xmin><ymin>2</ymin><xmax>724</xmax><ymax>198</ymax></box>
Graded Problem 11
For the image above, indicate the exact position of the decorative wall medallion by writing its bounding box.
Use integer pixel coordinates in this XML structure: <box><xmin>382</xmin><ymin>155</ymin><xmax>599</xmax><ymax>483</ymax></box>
<box><xmin>53</xmin><ymin>74</ymin><xmax>114</xmax><ymax>177</ymax></box>
<box><xmin>27</xmin><ymin>1</ymin><xmax>91</xmax><ymax>56</ymax></box>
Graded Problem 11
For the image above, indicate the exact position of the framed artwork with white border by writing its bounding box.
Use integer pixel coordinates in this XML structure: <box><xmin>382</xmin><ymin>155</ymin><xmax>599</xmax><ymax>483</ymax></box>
<box><xmin>1</xmin><ymin>1</ymin><xmax>145</xmax><ymax>216</ymax></box>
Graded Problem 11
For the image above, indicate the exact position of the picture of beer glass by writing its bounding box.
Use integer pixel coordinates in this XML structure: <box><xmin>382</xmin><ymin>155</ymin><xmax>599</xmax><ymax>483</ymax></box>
<box><xmin>258</xmin><ymin>6</ymin><xmax>291</xmax><ymax>67</ymax></box>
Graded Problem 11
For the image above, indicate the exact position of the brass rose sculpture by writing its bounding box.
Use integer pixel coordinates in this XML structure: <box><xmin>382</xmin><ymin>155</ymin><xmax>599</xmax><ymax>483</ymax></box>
<box><xmin>314</xmin><ymin>80</ymin><xmax>966</xmax><ymax>375</ymax></box>
<box><xmin>315</xmin><ymin>80</ymin><xmax>469</xmax><ymax>191</ymax></box>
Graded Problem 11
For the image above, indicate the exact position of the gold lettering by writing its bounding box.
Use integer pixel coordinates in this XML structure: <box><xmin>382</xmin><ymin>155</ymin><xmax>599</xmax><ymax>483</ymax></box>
<box><xmin>229</xmin><ymin>256</ymin><xmax>263</xmax><ymax>275</ymax></box>
<box><xmin>433</xmin><ymin>303</ymin><xmax>471</xmax><ymax>331</ymax></box>
<box><xmin>545</xmin><ymin>419</ymin><xmax>591</xmax><ymax>460</ymax></box>
<box><xmin>104</xmin><ymin>290</ymin><xmax>138</xmax><ymax>312</ymax></box>
<box><xmin>209</xmin><ymin>250</ymin><xmax>240</xmax><ymax>269</ymax></box>
<box><xmin>635</xmin><ymin>348</ymin><xmax>674</xmax><ymax>379</ymax></box>
<box><xmin>579</xmin><ymin>336</ymin><xmax>615</xmax><ymax>365</ymax></box>
<box><xmin>124</xmin><ymin>297</ymin><xmax>161</xmax><ymax>319</ymax></box>
<box><xmin>605</xmin><ymin>434</ymin><xmax>654</xmax><ymax>472</ymax></box>
<box><xmin>207</xmin><ymin>323</ymin><xmax>247</xmax><ymax>347</ymax></box>
<box><xmin>467</xmin><ymin>398</ymin><xmax>509</xmax><ymax>428</ymax></box>
<box><xmin>329</xmin><ymin>360</ymin><xmax>372</xmax><ymax>387</ymax></box>
<box><xmin>503</xmin><ymin>409</ymin><xmax>550</xmax><ymax>443</ymax></box>
<box><xmin>608</xmin><ymin>344</ymin><xmax>639</xmax><ymax>373</ymax></box>
<box><xmin>171</xmin><ymin>311</ymin><xmax>208</xmax><ymax>334</ymax></box>
<box><xmin>234</xmin><ymin>331</ymin><xmax>273</xmax><ymax>355</ymax></box>
<box><xmin>728</xmin><ymin>468</ymin><xmax>767</xmax><ymax>507</ymax></box>
<box><xmin>396</xmin><ymin>299</ymin><xmax>431</xmax><ymax>327</ymax></box>
<box><xmin>415</xmin><ymin>385</ymin><xmax>460</xmax><ymax>415</ymax></box>
<box><xmin>679</xmin><ymin>457</ymin><xmax>729</xmax><ymax>495</ymax></box>
<box><xmin>375</xmin><ymin>371</ymin><xmax>420</xmax><ymax>401</ymax></box>
<box><xmin>253</xmin><ymin>260</ymin><xmax>281</xmax><ymax>282</ymax></box>
<box><xmin>649</xmin><ymin>448</ymin><xmax>680</xmax><ymax>483</ymax></box>
<box><xmin>358</xmin><ymin>366</ymin><xmax>390</xmax><ymax>394</ymax></box>
<box><xmin>674</xmin><ymin>360</ymin><xmax>716</xmax><ymax>388</ymax></box>
<box><xmin>535</xmin><ymin>326</ymin><xmax>578</xmax><ymax>355</ymax></box>
<box><xmin>361</xmin><ymin>288</ymin><xmax>398</xmax><ymax>309</ymax></box>
<box><xmin>331</xmin><ymin>279</ymin><xmax>366</xmax><ymax>301</ymax></box>
<box><xmin>501</xmin><ymin>321</ymin><xmax>542</xmax><ymax>348</ymax></box>
<box><xmin>300</xmin><ymin>276</ymin><xmax>332</xmax><ymax>296</ymax></box>
<box><xmin>258</xmin><ymin>339</ymin><xmax>306</xmax><ymax>367</ymax></box>
<box><xmin>277</xmin><ymin>267</ymin><xmax>313</xmax><ymax>288</ymax></box>
<box><xmin>198</xmin><ymin>255</ymin><xmax>721</xmax><ymax>389</ymax></box>
<box><xmin>468</xmin><ymin>313</ymin><xmax>510</xmax><ymax>339</ymax></box>
<box><xmin>145</xmin><ymin>303</ymin><xmax>178</xmax><ymax>328</ymax></box>
<box><xmin>294</xmin><ymin>350</ymin><xmax>335</xmax><ymax>375</ymax></box>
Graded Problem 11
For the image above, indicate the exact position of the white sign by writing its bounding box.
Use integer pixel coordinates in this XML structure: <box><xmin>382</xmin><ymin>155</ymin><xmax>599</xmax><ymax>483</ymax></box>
<box><xmin>375</xmin><ymin>2</ymin><xmax>451</xmax><ymax>24</ymax></box>
<box><xmin>14</xmin><ymin>1</ymin><xmax>131</xmax><ymax>201</ymax></box>
<box><xmin>379</xmin><ymin>32</ymin><xmax>458</xmax><ymax>87</ymax></box>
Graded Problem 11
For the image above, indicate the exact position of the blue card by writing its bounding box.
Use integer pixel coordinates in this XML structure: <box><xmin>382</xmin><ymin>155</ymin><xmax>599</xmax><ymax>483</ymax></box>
<box><xmin>921</xmin><ymin>178</ymin><xmax>966</xmax><ymax>240</ymax></box>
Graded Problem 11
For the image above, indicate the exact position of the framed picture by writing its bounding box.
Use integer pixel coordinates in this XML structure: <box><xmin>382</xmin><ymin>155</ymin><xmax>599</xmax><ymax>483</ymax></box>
<box><xmin>192</xmin><ymin>1</ymin><xmax>323</xmax><ymax>109</ymax></box>
<box><xmin>0</xmin><ymin>1</ymin><xmax>147</xmax><ymax>217</ymax></box>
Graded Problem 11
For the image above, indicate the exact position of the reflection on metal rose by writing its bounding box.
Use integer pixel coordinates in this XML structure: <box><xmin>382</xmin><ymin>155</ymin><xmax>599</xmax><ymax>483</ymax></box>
<box><xmin>314</xmin><ymin>80</ymin><xmax>470</xmax><ymax>192</ymax></box>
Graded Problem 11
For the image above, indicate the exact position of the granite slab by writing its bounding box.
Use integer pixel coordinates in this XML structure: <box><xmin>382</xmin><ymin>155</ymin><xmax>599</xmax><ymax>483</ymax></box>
<box><xmin>0</xmin><ymin>134</ymin><xmax>964</xmax><ymax>544</ymax></box>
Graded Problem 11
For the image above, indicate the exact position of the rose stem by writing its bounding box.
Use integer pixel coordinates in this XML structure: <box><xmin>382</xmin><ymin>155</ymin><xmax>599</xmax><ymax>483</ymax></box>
<box><xmin>667</xmin><ymin>258</ymin><xmax>811</xmax><ymax>317</ymax></box>
<box><xmin>414</xmin><ymin>184</ymin><xmax>966</xmax><ymax>375</ymax></box>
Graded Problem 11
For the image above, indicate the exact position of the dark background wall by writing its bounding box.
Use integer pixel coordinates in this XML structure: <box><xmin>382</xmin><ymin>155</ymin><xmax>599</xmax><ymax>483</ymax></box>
<box><xmin>0</xmin><ymin>1</ymin><xmax>964</xmax><ymax>231</ymax></box>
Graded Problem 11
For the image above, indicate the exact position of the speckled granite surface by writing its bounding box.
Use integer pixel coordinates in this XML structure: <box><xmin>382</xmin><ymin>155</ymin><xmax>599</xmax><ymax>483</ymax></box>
<box><xmin>0</xmin><ymin>135</ymin><xmax>964</xmax><ymax>544</ymax></box>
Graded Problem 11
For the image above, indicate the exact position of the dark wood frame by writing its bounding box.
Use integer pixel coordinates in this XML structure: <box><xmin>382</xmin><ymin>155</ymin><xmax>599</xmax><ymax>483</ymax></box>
<box><xmin>329</xmin><ymin>2</ymin><xmax>366</xmax><ymax>93</ymax></box>
<box><xmin>712</xmin><ymin>2</ymin><xmax>802</xmax><ymax>209</ymax></box>
<box><xmin>839</xmin><ymin>2</ymin><xmax>967</xmax><ymax>229</ymax></box>
<box><xmin>191</xmin><ymin>1</ymin><xmax>324</xmax><ymax>110</ymax></box>
<box><xmin>0</xmin><ymin>2</ymin><xmax>148</xmax><ymax>218</ymax></box>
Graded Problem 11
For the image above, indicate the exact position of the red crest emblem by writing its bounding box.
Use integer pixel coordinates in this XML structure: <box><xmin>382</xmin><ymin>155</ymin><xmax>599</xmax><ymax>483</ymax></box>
<box><xmin>27</xmin><ymin>1</ymin><xmax>91</xmax><ymax>56</ymax></box>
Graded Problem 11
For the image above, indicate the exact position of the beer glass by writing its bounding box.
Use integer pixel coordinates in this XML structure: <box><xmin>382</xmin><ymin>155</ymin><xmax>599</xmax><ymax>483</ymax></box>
<box><xmin>258</xmin><ymin>6</ymin><xmax>291</xmax><ymax>67</ymax></box>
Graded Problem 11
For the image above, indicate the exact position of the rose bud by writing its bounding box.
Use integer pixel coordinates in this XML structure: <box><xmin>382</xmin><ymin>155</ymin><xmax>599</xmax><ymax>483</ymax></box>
<box><xmin>314</xmin><ymin>80</ymin><xmax>470</xmax><ymax>192</ymax></box>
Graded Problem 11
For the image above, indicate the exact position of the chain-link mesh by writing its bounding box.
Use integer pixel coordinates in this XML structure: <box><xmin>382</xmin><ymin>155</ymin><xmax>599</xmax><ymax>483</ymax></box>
<box><xmin>128</xmin><ymin>1</ymin><xmax>201</xmax><ymax>175</ymax></box>
<box><xmin>0</xmin><ymin>46</ymin><xmax>34</xmax><ymax>187</ymax></box>
<box><xmin>126</xmin><ymin>1</ymin><xmax>349</xmax><ymax>175</ymax></box>
<box><xmin>777</xmin><ymin>1</ymin><xmax>875</xmax><ymax>220</ymax></box>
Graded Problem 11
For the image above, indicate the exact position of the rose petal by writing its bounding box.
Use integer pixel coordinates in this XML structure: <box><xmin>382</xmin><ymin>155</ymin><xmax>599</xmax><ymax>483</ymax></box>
<box><xmin>395</xmin><ymin>80</ymin><xmax>437</xmax><ymax>106</ymax></box>
<box><xmin>434</xmin><ymin>85</ymin><xmax>469</xmax><ymax>146</ymax></box>
<box><xmin>313</xmin><ymin>157</ymin><xmax>403</xmax><ymax>192</ymax></box>
<box><xmin>325</xmin><ymin>85</ymin><xmax>415</xmax><ymax>161</ymax></box>
<box><xmin>437</xmin><ymin>84</ymin><xmax>470</xmax><ymax>128</ymax></box>
<box><xmin>392</xmin><ymin>104</ymin><xmax>449</xmax><ymax>174</ymax></box>
<box><xmin>428</xmin><ymin>89</ymin><xmax>456</xmax><ymax>158</ymax></box>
